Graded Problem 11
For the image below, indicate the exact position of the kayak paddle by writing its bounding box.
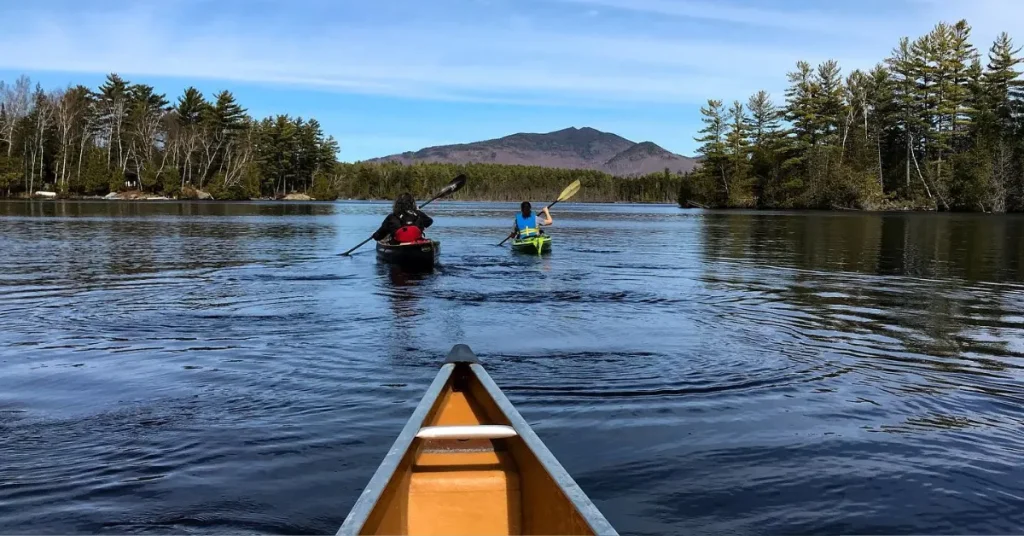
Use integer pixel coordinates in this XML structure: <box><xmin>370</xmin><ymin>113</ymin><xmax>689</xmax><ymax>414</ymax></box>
<box><xmin>498</xmin><ymin>179</ymin><xmax>581</xmax><ymax>246</ymax></box>
<box><xmin>340</xmin><ymin>174</ymin><xmax>467</xmax><ymax>256</ymax></box>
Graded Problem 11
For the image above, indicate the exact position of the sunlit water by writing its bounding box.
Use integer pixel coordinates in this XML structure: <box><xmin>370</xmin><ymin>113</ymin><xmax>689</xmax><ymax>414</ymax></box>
<box><xmin>2</xmin><ymin>200</ymin><xmax>1024</xmax><ymax>534</ymax></box>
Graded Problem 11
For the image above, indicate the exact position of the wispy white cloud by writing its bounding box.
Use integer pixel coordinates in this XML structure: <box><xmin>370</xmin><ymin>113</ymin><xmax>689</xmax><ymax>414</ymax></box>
<box><xmin>0</xmin><ymin>8</ymin><xmax>722</xmax><ymax>104</ymax></box>
<box><xmin>0</xmin><ymin>5</ymin><xmax>859</xmax><ymax>107</ymax></box>
<box><xmin>543</xmin><ymin>0</ymin><xmax>900</xmax><ymax>36</ymax></box>
<box><xmin>0</xmin><ymin>0</ymin><xmax>1020</xmax><ymax>109</ymax></box>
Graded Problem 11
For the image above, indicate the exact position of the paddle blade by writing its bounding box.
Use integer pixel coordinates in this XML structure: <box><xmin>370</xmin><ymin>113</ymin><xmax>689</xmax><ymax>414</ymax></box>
<box><xmin>418</xmin><ymin>174</ymin><xmax>469</xmax><ymax>209</ymax></box>
<box><xmin>557</xmin><ymin>179</ymin><xmax>581</xmax><ymax>202</ymax></box>
<box><xmin>440</xmin><ymin>174</ymin><xmax>467</xmax><ymax>197</ymax></box>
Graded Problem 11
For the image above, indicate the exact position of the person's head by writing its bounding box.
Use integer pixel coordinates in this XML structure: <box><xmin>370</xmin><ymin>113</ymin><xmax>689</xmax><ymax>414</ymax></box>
<box><xmin>521</xmin><ymin>201</ymin><xmax>532</xmax><ymax>217</ymax></box>
<box><xmin>393</xmin><ymin>192</ymin><xmax>416</xmax><ymax>215</ymax></box>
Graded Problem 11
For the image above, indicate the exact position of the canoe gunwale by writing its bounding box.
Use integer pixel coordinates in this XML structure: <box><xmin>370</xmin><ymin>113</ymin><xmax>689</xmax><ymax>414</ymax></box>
<box><xmin>468</xmin><ymin>361</ymin><xmax>618</xmax><ymax>535</ymax></box>
<box><xmin>336</xmin><ymin>362</ymin><xmax>455</xmax><ymax>536</ymax></box>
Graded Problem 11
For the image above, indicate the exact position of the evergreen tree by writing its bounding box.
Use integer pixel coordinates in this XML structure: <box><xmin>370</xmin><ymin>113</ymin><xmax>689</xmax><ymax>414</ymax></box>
<box><xmin>888</xmin><ymin>37</ymin><xmax>927</xmax><ymax>194</ymax></box>
<box><xmin>785</xmin><ymin>61</ymin><xmax>819</xmax><ymax>150</ymax></box>
<box><xmin>948</xmin><ymin>20</ymin><xmax>977</xmax><ymax>152</ymax></box>
<box><xmin>747</xmin><ymin>90</ymin><xmax>782</xmax><ymax>149</ymax></box>
<box><xmin>814</xmin><ymin>60</ymin><xmax>845</xmax><ymax>143</ymax></box>
<box><xmin>694</xmin><ymin>99</ymin><xmax>729</xmax><ymax>204</ymax></box>
<box><xmin>984</xmin><ymin>32</ymin><xmax>1023</xmax><ymax>134</ymax></box>
<box><xmin>867</xmin><ymin>65</ymin><xmax>897</xmax><ymax>193</ymax></box>
<box><xmin>725</xmin><ymin>100</ymin><xmax>752</xmax><ymax>205</ymax></box>
<box><xmin>175</xmin><ymin>87</ymin><xmax>207</xmax><ymax>127</ymax></box>
<box><xmin>95</xmin><ymin>73</ymin><xmax>129</xmax><ymax>173</ymax></box>
<box><xmin>746</xmin><ymin>90</ymin><xmax>784</xmax><ymax>207</ymax></box>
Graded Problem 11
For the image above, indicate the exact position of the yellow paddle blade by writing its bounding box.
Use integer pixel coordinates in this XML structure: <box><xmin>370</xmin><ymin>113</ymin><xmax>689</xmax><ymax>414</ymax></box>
<box><xmin>557</xmin><ymin>179</ymin><xmax>581</xmax><ymax>202</ymax></box>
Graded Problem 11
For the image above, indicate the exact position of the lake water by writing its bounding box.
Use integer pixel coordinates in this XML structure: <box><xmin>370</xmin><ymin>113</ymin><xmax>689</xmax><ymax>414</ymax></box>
<box><xmin>2</xmin><ymin>200</ymin><xmax>1024</xmax><ymax>534</ymax></box>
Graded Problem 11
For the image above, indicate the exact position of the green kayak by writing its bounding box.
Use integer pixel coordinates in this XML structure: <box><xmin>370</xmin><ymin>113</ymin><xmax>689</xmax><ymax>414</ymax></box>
<box><xmin>511</xmin><ymin>235</ymin><xmax>551</xmax><ymax>255</ymax></box>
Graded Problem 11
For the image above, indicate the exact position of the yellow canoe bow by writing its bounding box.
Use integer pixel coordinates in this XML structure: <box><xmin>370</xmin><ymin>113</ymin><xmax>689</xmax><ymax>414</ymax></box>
<box><xmin>337</xmin><ymin>344</ymin><xmax>618</xmax><ymax>535</ymax></box>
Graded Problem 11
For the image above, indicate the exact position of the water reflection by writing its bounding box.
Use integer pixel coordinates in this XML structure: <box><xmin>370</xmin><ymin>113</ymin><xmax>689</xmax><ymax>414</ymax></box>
<box><xmin>0</xmin><ymin>199</ymin><xmax>339</xmax><ymax>218</ymax></box>
<box><xmin>372</xmin><ymin>262</ymin><xmax>439</xmax><ymax>364</ymax></box>
<box><xmin>376</xmin><ymin>263</ymin><xmax>432</xmax><ymax>319</ymax></box>
<box><xmin>700</xmin><ymin>211</ymin><xmax>1024</xmax><ymax>281</ymax></box>
<box><xmin>4</xmin><ymin>202</ymin><xmax>1024</xmax><ymax>535</ymax></box>
<box><xmin>698</xmin><ymin>211</ymin><xmax>1024</xmax><ymax>437</ymax></box>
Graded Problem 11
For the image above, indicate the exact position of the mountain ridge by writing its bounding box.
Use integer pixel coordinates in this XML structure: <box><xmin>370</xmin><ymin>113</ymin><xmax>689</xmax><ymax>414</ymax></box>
<box><xmin>364</xmin><ymin>127</ymin><xmax>698</xmax><ymax>176</ymax></box>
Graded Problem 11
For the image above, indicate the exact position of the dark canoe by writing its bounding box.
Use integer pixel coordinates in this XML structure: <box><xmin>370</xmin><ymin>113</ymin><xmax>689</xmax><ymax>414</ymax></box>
<box><xmin>511</xmin><ymin>235</ymin><xmax>552</xmax><ymax>255</ymax></box>
<box><xmin>375</xmin><ymin>239</ymin><xmax>440</xmax><ymax>268</ymax></box>
<box><xmin>337</xmin><ymin>344</ymin><xmax>617</xmax><ymax>536</ymax></box>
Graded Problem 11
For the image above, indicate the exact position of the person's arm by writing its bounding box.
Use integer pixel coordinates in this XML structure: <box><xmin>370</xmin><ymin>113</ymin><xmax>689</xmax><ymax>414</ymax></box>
<box><xmin>538</xmin><ymin>207</ymin><xmax>553</xmax><ymax>226</ymax></box>
<box><xmin>417</xmin><ymin>211</ymin><xmax>433</xmax><ymax>229</ymax></box>
<box><xmin>371</xmin><ymin>214</ymin><xmax>397</xmax><ymax>241</ymax></box>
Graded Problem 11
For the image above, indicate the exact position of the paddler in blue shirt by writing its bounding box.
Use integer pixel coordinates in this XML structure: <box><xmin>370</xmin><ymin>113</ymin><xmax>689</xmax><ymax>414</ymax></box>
<box><xmin>512</xmin><ymin>201</ymin><xmax>553</xmax><ymax>239</ymax></box>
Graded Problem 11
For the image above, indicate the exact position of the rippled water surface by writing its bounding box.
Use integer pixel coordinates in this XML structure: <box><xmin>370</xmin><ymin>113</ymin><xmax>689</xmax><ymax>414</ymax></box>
<box><xmin>3</xmin><ymin>200</ymin><xmax>1024</xmax><ymax>534</ymax></box>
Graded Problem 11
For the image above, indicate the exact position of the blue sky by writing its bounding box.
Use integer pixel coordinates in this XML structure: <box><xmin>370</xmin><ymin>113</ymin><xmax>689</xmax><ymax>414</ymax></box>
<box><xmin>1</xmin><ymin>0</ymin><xmax>1021</xmax><ymax>161</ymax></box>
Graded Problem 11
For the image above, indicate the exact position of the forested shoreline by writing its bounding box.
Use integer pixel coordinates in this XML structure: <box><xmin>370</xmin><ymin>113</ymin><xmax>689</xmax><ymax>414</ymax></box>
<box><xmin>0</xmin><ymin>74</ymin><xmax>338</xmax><ymax>201</ymax></box>
<box><xmin>682</xmin><ymin>19</ymin><xmax>1024</xmax><ymax>212</ymax></box>
<box><xmin>0</xmin><ymin>74</ymin><xmax>679</xmax><ymax>204</ymax></box>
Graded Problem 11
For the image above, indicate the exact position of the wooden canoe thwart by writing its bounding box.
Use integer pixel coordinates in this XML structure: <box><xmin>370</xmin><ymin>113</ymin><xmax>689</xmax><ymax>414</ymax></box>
<box><xmin>338</xmin><ymin>344</ymin><xmax>618</xmax><ymax>536</ymax></box>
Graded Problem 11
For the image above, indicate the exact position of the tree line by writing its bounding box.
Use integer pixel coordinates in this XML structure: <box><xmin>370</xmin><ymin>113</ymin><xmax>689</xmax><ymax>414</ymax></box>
<box><xmin>0</xmin><ymin>74</ymin><xmax>339</xmax><ymax>200</ymax></box>
<box><xmin>0</xmin><ymin>73</ymin><xmax>681</xmax><ymax>203</ymax></box>
<box><xmin>321</xmin><ymin>161</ymin><xmax>681</xmax><ymax>204</ymax></box>
<box><xmin>681</xmin><ymin>19</ymin><xmax>1024</xmax><ymax>212</ymax></box>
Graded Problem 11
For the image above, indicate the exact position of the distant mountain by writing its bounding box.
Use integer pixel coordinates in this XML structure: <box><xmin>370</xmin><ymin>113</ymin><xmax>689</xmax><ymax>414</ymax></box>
<box><xmin>602</xmin><ymin>141</ymin><xmax>697</xmax><ymax>177</ymax></box>
<box><xmin>364</xmin><ymin>127</ymin><xmax>698</xmax><ymax>176</ymax></box>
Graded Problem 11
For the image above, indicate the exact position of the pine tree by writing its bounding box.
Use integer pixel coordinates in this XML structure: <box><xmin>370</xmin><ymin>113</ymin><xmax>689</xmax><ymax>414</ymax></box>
<box><xmin>814</xmin><ymin>60</ymin><xmax>845</xmax><ymax>143</ymax></box>
<box><xmin>257</xmin><ymin>114</ymin><xmax>299</xmax><ymax>196</ymax></box>
<box><xmin>210</xmin><ymin>90</ymin><xmax>246</xmax><ymax>132</ymax></box>
<box><xmin>747</xmin><ymin>90</ymin><xmax>782</xmax><ymax>149</ymax></box>
<box><xmin>843</xmin><ymin>70</ymin><xmax>870</xmax><ymax>167</ymax></box>
<box><xmin>746</xmin><ymin>90</ymin><xmax>784</xmax><ymax>207</ymax></box>
<box><xmin>863</xmin><ymin>65</ymin><xmax>896</xmax><ymax>193</ymax></box>
<box><xmin>785</xmin><ymin>61</ymin><xmax>819</xmax><ymax>149</ymax></box>
<box><xmin>927</xmin><ymin>22</ymin><xmax>954</xmax><ymax>165</ymax></box>
<box><xmin>174</xmin><ymin>87</ymin><xmax>208</xmax><ymax>188</ymax></box>
<box><xmin>888</xmin><ymin>37</ymin><xmax>926</xmax><ymax>193</ymax></box>
<box><xmin>914</xmin><ymin>21</ymin><xmax>976</xmax><ymax>192</ymax></box>
<box><xmin>199</xmin><ymin>90</ymin><xmax>248</xmax><ymax>188</ymax></box>
<box><xmin>95</xmin><ymin>73</ymin><xmax>128</xmax><ymax>172</ymax></box>
<box><xmin>175</xmin><ymin>87</ymin><xmax>207</xmax><ymax>127</ymax></box>
<box><xmin>725</xmin><ymin>100</ymin><xmax>752</xmax><ymax>204</ymax></box>
<box><xmin>980</xmin><ymin>34</ymin><xmax>1024</xmax><ymax>211</ymax></box>
<box><xmin>910</xmin><ymin>33</ymin><xmax>937</xmax><ymax>163</ymax></box>
<box><xmin>694</xmin><ymin>99</ymin><xmax>729</xmax><ymax>203</ymax></box>
<box><xmin>948</xmin><ymin>20</ymin><xmax>977</xmax><ymax>151</ymax></box>
<box><xmin>984</xmin><ymin>32</ymin><xmax>1023</xmax><ymax>134</ymax></box>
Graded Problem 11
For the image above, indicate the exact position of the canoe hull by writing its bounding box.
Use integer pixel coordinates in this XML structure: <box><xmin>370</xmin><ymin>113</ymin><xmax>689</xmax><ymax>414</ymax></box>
<box><xmin>511</xmin><ymin>236</ymin><xmax>552</xmax><ymax>255</ymax></box>
<box><xmin>338</xmin><ymin>344</ymin><xmax>616</xmax><ymax>536</ymax></box>
<box><xmin>375</xmin><ymin>239</ymin><xmax>440</xmax><ymax>269</ymax></box>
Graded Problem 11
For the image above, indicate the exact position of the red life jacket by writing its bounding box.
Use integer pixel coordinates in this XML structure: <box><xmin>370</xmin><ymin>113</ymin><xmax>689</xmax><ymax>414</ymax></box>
<box><xmin>394</xmin><ymin>225</ymin><xmax>423</xmax><ymax>243</ymax></box>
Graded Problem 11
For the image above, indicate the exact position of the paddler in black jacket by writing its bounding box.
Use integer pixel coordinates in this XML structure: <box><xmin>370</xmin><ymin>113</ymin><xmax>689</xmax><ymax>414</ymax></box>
<box><xmin>372</xmin><ymin>192</ymin><xmax>434</xmax><ymax>244</ymax></box>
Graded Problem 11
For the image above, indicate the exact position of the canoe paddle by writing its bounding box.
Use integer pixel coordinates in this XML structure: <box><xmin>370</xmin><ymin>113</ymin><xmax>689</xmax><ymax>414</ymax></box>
<box><xmin>340</xmin><ymin>174</ymin><xmax>467</xmax><ymax>256</ymax></box>
<box><xmin>498</xmin><ymin>179</ymin><xmax>581</xmax><ymax>246</ymax></box>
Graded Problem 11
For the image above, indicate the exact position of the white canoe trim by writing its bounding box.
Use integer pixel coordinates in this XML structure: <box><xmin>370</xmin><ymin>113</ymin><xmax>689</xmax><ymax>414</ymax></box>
<box><xmin>415</xmin><ymin>424</ymin><xmax>518</xmax><ymax>439</ymax></box>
